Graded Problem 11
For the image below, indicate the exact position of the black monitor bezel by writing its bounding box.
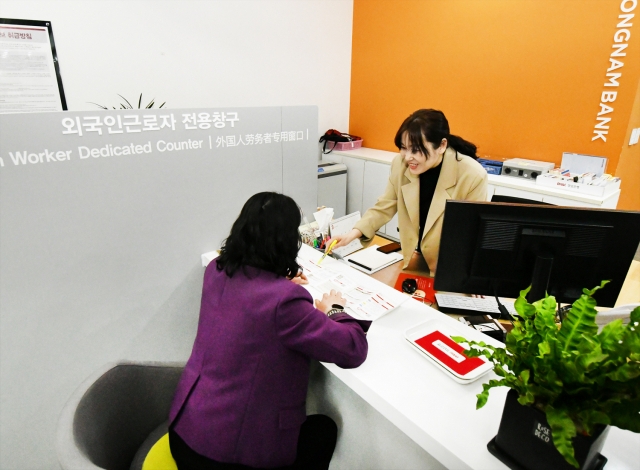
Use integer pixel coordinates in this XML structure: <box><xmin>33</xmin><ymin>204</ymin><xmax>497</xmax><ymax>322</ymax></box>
<box><xmin>434</xmin><ymin>200</ymin><xmax>640</xmax><ymax>307</ymax></box>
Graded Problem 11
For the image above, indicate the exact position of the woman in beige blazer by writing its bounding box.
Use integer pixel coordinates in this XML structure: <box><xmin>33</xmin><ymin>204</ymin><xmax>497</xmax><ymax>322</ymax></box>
<box><xmin>332</xmin><ymin>109</ymin><xmax>487</xmax><ymax>276</ymax></box>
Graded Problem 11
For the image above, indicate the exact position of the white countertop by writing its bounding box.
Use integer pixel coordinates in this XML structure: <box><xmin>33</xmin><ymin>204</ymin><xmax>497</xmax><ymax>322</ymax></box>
<box><xmin>325</xmin><ymin>301</ymin><xmax>509</xmax><ymax>470</ymax></box>
<box><xmin>300</xmin><ymin>244</ymin><xmax>640</xmax><ymax>469</ymax></box>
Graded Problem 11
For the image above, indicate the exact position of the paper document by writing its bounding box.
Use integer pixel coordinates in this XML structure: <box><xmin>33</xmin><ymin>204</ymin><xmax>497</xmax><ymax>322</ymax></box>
<box><xmin>344</xmin><ymin>245</ymin><xmax>403</xmax><ymax>274</ymax></box>
<box><xmin>329</xmin><ymin>212</ymin><xmax>363</xmax><ymax>258</ymax></box>
<box><xmin>313</xmin><ymin>207</ymin><xmax>334</xmax><ymax>234</ymax></box>
<box><xmin>297</xmin><ymin>244</ymin><xmax>407</xmax><ymax>321</ymax></box>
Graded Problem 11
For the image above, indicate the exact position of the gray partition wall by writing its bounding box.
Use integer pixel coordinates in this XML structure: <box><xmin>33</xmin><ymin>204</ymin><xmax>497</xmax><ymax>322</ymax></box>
<box><xmin>0</xmin><ymin>106</ymin><xmax>318</xmax><ymax>469</ymax></box>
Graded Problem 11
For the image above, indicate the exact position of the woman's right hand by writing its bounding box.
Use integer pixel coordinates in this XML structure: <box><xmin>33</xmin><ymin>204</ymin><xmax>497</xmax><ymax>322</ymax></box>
<box><xmin>327</xmin><ymin>228</ymin><xmax>362</xmax><ymax>251</ymax></box>
<box><xmin>315</xmin><ymin>289</ymin><xmax>347</xmax><ymax>314</ymax></box>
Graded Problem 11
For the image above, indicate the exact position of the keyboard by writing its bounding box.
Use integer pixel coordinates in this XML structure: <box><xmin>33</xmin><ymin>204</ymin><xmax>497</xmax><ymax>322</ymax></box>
<box><xmin>435</xmin><ymin>293</ymin><xmax>517</xmax><ymax>317</ymax></box>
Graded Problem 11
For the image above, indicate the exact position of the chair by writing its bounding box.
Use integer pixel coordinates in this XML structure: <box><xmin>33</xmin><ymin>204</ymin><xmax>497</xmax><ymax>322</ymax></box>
<box><xmin>57</xmin><ymin>361</ymin><xmax>185</xmax><ymax>470</ymax></box>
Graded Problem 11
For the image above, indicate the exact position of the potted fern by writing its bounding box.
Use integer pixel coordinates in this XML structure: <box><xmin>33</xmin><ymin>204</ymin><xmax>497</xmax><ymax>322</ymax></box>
<box><xmin>453</xmin><ymin>281</ymin><xmax>640</xmax><ymax>470</ymax></box>
<box><xmin>89</xmin><ymin>93</ymin><xmax>166</xmax><ymax>110</ymax></box>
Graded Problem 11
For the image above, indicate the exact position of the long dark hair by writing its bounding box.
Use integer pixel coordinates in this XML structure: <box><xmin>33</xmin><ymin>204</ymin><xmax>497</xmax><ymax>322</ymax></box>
<box><xmin>216</xmin><ymin>192</ymin><xmax>302</xmax><ymax>278</ymax></box>
<box><xmin>394</xmin><ymin>109</ymin><xmax>478</xmax><ymax>159</ymax></box>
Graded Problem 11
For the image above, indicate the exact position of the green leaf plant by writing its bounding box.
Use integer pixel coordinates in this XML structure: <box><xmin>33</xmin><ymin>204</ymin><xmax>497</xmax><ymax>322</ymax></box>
<box><xmin>452</xmin><ymin>280</ymin><xmax>640</xmax><ymax>468</ymax></box>
<box><xmin>89</xmin><ymin>93</ymin><xmax>166</xmax><ymax>110</ymax></box>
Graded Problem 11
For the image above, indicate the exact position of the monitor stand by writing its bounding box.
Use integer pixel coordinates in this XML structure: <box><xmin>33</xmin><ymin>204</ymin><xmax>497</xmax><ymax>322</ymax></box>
<box><xmin>528</xmin><ymin>252</ymin><xmax>554</xmax><ymax>303</ymax></box>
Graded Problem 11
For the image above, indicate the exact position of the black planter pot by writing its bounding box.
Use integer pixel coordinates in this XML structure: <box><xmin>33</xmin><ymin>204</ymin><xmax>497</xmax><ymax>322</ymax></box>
<box><xmin>488</xmin><ymin>389</ymin><xmax>609</xmax><ymax>470</ymax></box>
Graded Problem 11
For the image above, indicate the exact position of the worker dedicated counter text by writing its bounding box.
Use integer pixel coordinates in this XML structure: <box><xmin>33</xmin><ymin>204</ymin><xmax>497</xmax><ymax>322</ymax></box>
<box><xmin>5</xmin><ymin>139</ymin><xmax>204</xmax><ymax>166</ymax></box>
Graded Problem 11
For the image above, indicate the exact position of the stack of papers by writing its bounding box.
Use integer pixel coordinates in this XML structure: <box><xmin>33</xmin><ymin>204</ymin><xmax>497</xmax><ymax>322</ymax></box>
<box><xmin>297</xmin><ymin>244</ymin><xmax>408</xmax><ymax>321</ymax></box>
<box><xmin>344</xmin><ymin>245</ymin><xmax>403</xmax><ymax>274</ymax></box>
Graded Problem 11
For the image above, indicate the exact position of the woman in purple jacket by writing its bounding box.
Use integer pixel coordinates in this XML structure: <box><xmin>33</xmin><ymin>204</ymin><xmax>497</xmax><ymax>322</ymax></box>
<box><xmin>168</xmin><ymin>192</ymin><xmax>371</xmax><ymax>469</ymax></box>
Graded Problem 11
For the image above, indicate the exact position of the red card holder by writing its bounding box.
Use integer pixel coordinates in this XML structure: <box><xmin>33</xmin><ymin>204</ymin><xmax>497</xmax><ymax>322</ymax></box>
<box><xmin>414</xmin><ymin>330</ymin><xmax>485</xmax><ymax>376</ymax></box>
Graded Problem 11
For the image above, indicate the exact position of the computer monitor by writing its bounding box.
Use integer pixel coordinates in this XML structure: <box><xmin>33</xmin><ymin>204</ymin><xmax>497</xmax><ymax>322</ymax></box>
<box><xmin>433</xmin><ymin>200</ymin><xmax>640</xmax><ymax>307</ymax></box>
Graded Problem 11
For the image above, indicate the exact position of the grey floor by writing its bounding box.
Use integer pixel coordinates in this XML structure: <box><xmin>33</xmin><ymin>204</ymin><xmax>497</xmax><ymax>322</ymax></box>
<box><xmin>636</xmin><ymin>242</ymin><xmax>640</xmax><ymax>262</ymax></box>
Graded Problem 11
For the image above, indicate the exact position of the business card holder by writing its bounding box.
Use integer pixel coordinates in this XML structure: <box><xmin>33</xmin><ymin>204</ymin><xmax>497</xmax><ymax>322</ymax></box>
<box><xmin>405</xmin><ymin>319</ymin><xmax>493</xmax><ymax>384</ymax></box>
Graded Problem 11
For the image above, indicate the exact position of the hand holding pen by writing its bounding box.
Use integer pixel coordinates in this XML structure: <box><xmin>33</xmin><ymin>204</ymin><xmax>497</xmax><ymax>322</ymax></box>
<box><xmin>318</xmin><ymin>239</ymin><xmax>338</xmax><ymax>265</ymax></box>
<box><xmin>326</xmin><ymin>228</ymin><xmax>362</xmax><ymax>250</ymax></box>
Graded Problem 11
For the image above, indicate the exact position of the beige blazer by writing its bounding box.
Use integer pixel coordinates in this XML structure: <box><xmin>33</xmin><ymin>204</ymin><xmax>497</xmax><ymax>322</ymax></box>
<box><xmin>354</xmin><ymin>148</ymin><xmax>488</xmax><ymax>276</ymax></box>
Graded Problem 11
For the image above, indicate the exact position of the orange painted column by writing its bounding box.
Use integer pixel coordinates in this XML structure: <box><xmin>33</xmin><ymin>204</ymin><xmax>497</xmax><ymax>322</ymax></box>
<box><xmin>615</xmin><ymin>78</ymin><xmax>640</xmax><ymax>210</ymax></box>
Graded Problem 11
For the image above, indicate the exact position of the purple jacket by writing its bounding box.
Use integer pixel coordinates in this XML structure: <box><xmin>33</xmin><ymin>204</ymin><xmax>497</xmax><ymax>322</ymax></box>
<box><xmin>169</xmin><ymin>262</ymin><xmax>371</xmax><ymax>468</ymax></box>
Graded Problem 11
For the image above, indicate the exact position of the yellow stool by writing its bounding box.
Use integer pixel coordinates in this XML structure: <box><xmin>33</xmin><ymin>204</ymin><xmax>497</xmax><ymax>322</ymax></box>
<box><xmin>141</xmin><ymin>433</ymin><xmax>178</xmax><ymax>470</ymax></box>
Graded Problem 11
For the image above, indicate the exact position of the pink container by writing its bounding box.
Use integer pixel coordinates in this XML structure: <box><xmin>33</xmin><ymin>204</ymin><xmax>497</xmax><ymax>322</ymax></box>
<box><xmin>326</xmin><ymin>139</ymin><xmax>363</xmax><ymax>151</ymax></box>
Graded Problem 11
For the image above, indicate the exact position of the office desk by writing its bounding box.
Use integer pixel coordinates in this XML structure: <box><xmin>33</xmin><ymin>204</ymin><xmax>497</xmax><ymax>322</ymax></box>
<box><xmin>368</xmin><ymin>236</ymin><xmax>640</xmax><ymax>307</ymax></box>
<box><xmin>305</xmin><ymin>245</ymin><xmax>640</xmax><ymax>470</ymax></box>
<box><xmin>370</xmin><ymin>243</ymin><xmax>430</xmax><ymax>288</ymax></box>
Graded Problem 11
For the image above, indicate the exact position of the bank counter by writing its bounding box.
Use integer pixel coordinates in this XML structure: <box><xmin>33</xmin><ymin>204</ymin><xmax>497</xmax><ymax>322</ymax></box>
<box><xmin>302</xmin><ymin>244</ymin><xmax>640</xmax><ymax>470</ymax></box>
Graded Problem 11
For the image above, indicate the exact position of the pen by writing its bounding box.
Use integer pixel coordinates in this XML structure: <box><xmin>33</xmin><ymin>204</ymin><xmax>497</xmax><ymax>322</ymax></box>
<box><xmin>318</xmin><ymin>239</ymin><xmax>338</xmax><ymax>265</ymax></box>
<box><xmin>347</xmin><ymin>259</ymin><xmax>372</xmax><ymax>271</ymax></box>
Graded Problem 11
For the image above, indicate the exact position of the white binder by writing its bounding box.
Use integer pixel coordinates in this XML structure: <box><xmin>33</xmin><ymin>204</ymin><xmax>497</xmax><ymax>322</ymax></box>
<box><xmin>344</xmin><ymin>245</ymin><xmax>403</xmax><ymax>274</ymax></box>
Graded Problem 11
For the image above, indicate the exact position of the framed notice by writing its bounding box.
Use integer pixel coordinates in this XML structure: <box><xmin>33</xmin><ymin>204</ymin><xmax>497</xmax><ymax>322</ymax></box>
<box><xmin>0</xmin><ymin>18</ymin><xmax>67</xmax><ymax>113</ymax></box>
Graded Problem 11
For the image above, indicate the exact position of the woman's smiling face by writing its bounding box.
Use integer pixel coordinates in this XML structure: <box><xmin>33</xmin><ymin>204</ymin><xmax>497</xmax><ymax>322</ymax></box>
<box><xmin>399</xmin><ymin>132</ymin><xmax>446</xmax><ymax>175</ymax></box>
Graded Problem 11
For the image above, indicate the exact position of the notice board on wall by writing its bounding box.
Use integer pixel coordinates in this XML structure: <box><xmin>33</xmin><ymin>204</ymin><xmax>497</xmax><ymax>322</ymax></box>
<box><xmin>0</xmin><ymin>18</ymin><xmax>67</xmax><ymax>113</ymax></box>
<box><xmin>0</xmin><ymin>106</ymin><xmax>317</xmax><ymax>468</ymax></box>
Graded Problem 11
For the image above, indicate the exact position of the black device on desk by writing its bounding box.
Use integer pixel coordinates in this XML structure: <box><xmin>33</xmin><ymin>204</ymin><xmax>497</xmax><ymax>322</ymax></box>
<box><xmin>377</xmin><ymin>242</ymin><xmax>401</xmax><ymax>254</ymax></box>
<box><xmin>434</xmin><ymin>200</ymin><xmax>640</xmax><ymax>312</ymax></box>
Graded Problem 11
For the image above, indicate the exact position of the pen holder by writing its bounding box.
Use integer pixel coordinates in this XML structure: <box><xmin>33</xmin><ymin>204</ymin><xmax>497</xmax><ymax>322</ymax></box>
<box><xmin>313</xmin><ymin>229</ymin><xmax>329</xmax><ymax>249</ymax></box>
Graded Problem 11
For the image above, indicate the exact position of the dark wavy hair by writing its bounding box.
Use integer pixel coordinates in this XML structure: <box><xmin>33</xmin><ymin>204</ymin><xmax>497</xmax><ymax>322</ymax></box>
<box><xmin>394</xmin><ymin>109</ymin><xmax>478</xmax><ymax>160</ymax></box>
<box><xmin>216</xmin><ymin>192</ymin><xmax>302</xmax><ymax>278</ymax></box>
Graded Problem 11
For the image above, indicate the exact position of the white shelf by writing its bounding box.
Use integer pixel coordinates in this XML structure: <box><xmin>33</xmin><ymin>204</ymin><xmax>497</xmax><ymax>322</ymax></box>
<box><xmin>328</xmin><ymin>148</ymin><xmax>620</xmax><ymax>209</ymax></box>
<box><xmin>330</xmin><ymin>147</ymin><xmax>397</xmax><ymax>164</ymax></box>
<box><xmin>488</xmin><ymin>174</ymin><xmax>620</xmax><ymax>207</ymax></box>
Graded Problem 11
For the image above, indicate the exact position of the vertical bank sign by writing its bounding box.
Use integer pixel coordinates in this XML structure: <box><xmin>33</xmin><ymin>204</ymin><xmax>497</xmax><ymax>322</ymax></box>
<box><xmin>592</xmin><ymin>0</ymin><xmax>637</xmax><ymax>142</ymax></box>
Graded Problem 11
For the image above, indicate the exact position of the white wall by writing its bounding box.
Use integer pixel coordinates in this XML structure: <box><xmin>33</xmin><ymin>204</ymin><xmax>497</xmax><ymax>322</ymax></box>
<box><xmin>1</xmin><ymin>0</ymin><xmax>353</xmax><ymax>133</ymax></box>
<box><xmin>0</xmin><ymin>2</ymin><xmax>353</xmax><ymax>469</ymax></box>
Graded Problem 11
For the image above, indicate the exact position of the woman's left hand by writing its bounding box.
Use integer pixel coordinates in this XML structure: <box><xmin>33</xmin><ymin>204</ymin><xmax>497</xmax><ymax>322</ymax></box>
<box><xmin>290</xmin><ymin>271</ymin><xmax>309</xmax><ymax>285</ymax></box>
<box><xmin>315</xmin><ymin>290</ymin><xmax>346</xmax><ymax>314</ymax></box>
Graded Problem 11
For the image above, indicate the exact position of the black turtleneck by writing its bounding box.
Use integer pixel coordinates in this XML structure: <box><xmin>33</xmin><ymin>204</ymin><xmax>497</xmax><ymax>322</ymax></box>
<box><xmin>418</xmin><ymin>160</ymin><xmax>443</xmax><ymax>243</ymax></box>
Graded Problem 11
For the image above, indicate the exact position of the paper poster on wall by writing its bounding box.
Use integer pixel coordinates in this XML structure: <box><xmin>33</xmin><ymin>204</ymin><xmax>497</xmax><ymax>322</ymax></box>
<box><xmin>0</xmin><ymin>18</ymin><xmax>67</xmax><ymax>113</ymax></box>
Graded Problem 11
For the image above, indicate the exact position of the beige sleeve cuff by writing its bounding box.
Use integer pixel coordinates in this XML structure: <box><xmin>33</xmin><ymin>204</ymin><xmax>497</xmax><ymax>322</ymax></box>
<box><xmin>353</xmin><ymin>218</ymin><xmax>376</xmax><ymax>240</ymax></box>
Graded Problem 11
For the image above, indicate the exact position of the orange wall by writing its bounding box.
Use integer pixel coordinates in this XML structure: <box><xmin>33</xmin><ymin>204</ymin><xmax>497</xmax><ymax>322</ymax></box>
<box><xmin>615</xmin><ymin>78</ymin><xmax>640</xmax><ymax>210</ymax></box>
<box><xmin>350</xmin><ymin>0</ymin><xmax>640</xmax><ymax>181</ymax></box>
